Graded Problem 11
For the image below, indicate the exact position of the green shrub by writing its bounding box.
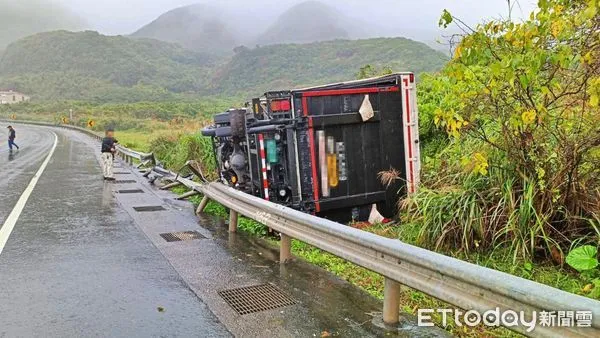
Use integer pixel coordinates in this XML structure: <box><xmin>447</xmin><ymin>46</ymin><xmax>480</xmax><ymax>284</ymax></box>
<box><xmin>404</xmin><ymin>1</ymin><xmax>600</xmax><ymax>262</ymax></box>
<box><xmin>150</xmin><ymin>133</ymin><xmax>217</xmax><ymax>178</ymax></box>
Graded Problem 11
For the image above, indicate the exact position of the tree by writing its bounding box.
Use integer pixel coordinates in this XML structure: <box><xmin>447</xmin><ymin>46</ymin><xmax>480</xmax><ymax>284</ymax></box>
<box><xmin>409</xmin><ymin>0</ymin><xmax>600</xmax><ymax>261</ymax></box>
<box><xmin>356</xmin><ymin>64</ymin><xmax>393</xmax><ymax>79</ymax></box>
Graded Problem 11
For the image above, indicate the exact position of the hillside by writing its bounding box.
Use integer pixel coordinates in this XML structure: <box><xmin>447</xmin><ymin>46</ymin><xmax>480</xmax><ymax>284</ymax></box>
<box><xmin>0</xmin><ymin>32</ymin><xmax>447</xmax><ymax>101</ymax></box>
<box><xmin>130</xmin><ymin>4</ymin><xmax>237</xmax><ymax>55</ymax></box>
<box><xmin>210</xmin><ymin>37</ymin><xmax>448</xmax><ymax>94</ymax></box>
<box><xmin>256</xmin><ymin>1</ymin><xmax>350</xmax><ymax>45</ymax></box>
<box><xmin>130</xmin><ymin>1</ymin><xmax>360</xmax><ymax>51</ymax></box>
<box><xmin>0</xmin><ymin>30</ymin><xmax>215</xmax><ymax>102</ymax></box>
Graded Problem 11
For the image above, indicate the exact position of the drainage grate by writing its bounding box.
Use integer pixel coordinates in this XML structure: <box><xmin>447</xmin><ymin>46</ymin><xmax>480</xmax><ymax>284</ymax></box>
<box><xmin>133</xmin><ymin>206</ymin><xmax>166</xmax><ymax>212</ymax></box>
<box><xmin>218</xmin><ymin>283</ymin><xmax>296</xmax><ymax>315</ymax></box>
<box><xmin>114</xmin><ymin>180</ymin><xmax>137</xmax><ymax>184</ymax></box>
<box><xmin>114</xmin><ymin>172</ymin><xmax>131</xmax><ymax>174</ymax></box>
<box><xmin>118</xmin><ymin>189</ymin><xmax>144</xmax><ymax>194</ymax></box>
<box><xmin>160</xmin><ymin>231</ymin><xmax>206</xmax><ymax>242</ymax></box>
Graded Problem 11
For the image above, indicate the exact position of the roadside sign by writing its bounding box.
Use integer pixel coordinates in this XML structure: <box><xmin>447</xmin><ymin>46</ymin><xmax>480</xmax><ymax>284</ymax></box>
<box><xmin>87</xmin><ymin>119</ymin><xmax>95</xmax><ymax>128</ymax></box>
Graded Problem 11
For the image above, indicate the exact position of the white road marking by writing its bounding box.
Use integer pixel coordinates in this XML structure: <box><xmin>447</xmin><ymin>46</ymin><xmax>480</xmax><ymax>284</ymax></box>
<box><xmin>0</xmin><ymin>132</ymin><xmax>58</xmax><ymax>255</ymax></box>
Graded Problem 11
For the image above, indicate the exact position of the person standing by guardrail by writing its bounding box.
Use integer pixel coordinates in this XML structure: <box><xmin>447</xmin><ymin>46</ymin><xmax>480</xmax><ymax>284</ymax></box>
<box><xmin>101</xmin><ymin>128</ymin><xmax>118</xmax><ymax>181</ymax></box>
<box><xmin>7</xmin><ymin>126</ymin><xmax>19</xmax><ymax>151</ymax></box>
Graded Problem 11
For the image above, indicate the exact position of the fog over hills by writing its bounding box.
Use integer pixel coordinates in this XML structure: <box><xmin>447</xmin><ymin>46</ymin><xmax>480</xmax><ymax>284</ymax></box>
<box><xmin>54</xmin><ymin>0</ymin><xmax>537</xmax><ymax>50</ymax></box>
<box><xmin>0</xmin><ymin>0</ymin><xmax>536</xmax><ymax>101</ymax></box>
<box><xmin>130</xmin><ymin>4</ymin><xmax>238</xmax><ymax>55</ymax></box>
<box><xmin>256</xmin><ymin>1</ymin><xmax>350</xmax><ymax>45</ymax></box>
<box><xmin>129</xmin><ymin>0</ymin><xmax>442</xmax><ymax>52</ymax></box>
<box><xmin>126</xmin><ymin>0</ymin><xmax>460</xmax><ymax>54</ymax></box>
<box><xmin>130</xmin><ymin>1</ymin><xmax>356</xmax><ymax>54</ymax></box>
<box><xmin>1</xmin><ymin>0</ymin><xmax>538</xmax><ymax>56</ymax></box>
<box><xmin>0</xmin><ymin>0</ymin><xmax>85</xmax><ymax>52</ymax></box>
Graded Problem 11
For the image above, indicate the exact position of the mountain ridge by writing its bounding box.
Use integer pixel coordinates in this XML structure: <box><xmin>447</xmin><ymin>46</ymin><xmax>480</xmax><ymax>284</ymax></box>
<box><xmin>0</xmin><ymin>30</ymin><xmax>448</xmax><ymax>102</ymax></box>
<box><xmin>0</xmin><ymin>30</ymin><xmax>215</xmax><ymax>102</ymax></box>
<box><xmin>130</xmin><ymin>3</ymin><xmax>238</xmax><ymax>55</ymax></box>
<box><xmin>211</xmin><ymin>37</ymin><xmax>448</xmax><ymax>95</ymax></box>
<box><xmin>255</xmin><ymin>1</ymin><xmax>351</xmax><ymax>46</ymax></box>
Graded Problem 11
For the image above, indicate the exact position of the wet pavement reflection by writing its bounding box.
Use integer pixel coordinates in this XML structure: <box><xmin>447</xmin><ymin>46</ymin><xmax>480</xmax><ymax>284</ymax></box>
<box><xmin>0</xmin><ymin>128</ymin><xmax>230</xmax><ymax>337</ymax></box>
<box><xmin>195</xmin><ymin>213</ymin><xmax>449</xmax><ymax>337</ymax></box>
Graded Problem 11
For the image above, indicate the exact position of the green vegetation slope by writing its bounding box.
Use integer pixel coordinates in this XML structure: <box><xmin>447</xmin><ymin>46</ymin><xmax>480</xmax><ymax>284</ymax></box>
<box><xmin>0</xmin><ymin>30</ymin><xmax>215</xmax><ymax>102</ymax></box>
<box><xmin>0</xmin><ymin>31</ymin><xmax>447</xmax><ymax>101</ymax></box>
<box><xmin>211</xmin><ymin>37</ymin><xmax>448</xmax><ymax>94</ymax></box>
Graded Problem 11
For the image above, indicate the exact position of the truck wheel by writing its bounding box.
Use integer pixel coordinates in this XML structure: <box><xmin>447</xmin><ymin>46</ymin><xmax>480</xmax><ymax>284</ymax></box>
<box><xmin>229</xmin><ymin>109</ymin><xmax>246</xmax><ymax>138</ymax></box>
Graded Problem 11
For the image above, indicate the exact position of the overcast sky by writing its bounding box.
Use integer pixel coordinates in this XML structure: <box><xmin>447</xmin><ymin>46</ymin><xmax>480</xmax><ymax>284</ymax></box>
<box><xmin>53</xmin><ymin>0</ymin><xmax>538</xmax><ymax>36</ymax></box>
<box><xmin>0</xmin><ymin>0</ymin><xmax>539</xmax><ymax>51</ymax></box>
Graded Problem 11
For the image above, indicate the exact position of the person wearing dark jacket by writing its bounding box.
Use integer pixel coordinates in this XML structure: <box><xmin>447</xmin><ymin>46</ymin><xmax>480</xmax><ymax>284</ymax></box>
<box><xmin>101</xmin><ymin>129</ymin><xmax>118</xmax><ymax>180</ymax></box>
<box><xmin>7</xmin><ymin>126</ymin><xmax>19</xmax><ymax>151</ymax></box>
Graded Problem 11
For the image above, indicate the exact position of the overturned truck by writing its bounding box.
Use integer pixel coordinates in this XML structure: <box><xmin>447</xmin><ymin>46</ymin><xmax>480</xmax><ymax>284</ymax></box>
<box><xmin>201</xmin><ymin>73</ymin><xmax>421</xmax><ymax>222</ymax></box>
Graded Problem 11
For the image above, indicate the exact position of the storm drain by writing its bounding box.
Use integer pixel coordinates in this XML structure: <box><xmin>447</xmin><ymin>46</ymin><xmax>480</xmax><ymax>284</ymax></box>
<box><xmin>218</xmin><ymin>283</ymin><xmax>296</xmax><ymax>315</ymax></box>
<box><xmin>114</xmin><ymin>180</ymin><xmax>137</xmax><ymax>184</ymax></box>
<box><xmin>160</xmin><ymin>231</ymin><xmax>205</xmax><ymax>242</ymax></box>
<box><xmin>118</xmin><ymin>189</ymin><xmax>144</xmax><ymax>194</ymax></box>
<box><xmin>133</xmin><ymin>206</ymin><xmax>166</xmax><ymax>212</ymax></box>
<box><xmin>114</xmin><ymin>172</ymin><xmax>131</xmax><ymax>174</ymax></box>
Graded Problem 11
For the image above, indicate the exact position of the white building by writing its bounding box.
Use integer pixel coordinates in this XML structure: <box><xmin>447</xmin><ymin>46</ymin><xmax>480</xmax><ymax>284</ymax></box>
<box><xmin>0</xmin><ymin>90</ymin><xmax>30</xmax><ymax>104</ymax></box>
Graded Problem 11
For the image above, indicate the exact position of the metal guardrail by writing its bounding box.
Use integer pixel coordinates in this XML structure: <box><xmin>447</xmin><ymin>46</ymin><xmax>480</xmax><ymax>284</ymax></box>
<box><xmin>152</xmin><ymin>164</ymin><xmax>600</xmax><ymax>338</ymax></box>
<box><xmin>10</xmin><ymin>120</ymin><xmax>600</xmax><ymax>337</ymax></box>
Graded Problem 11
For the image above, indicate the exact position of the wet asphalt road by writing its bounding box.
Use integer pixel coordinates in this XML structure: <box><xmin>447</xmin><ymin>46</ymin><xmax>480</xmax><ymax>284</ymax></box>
<box><xmin>0</xmin><ymin>125</ymin><xmax>230</xmax><ymax>337</ymax></box>
<box><xmin>0</xmin><ymin>126</ymin><xmax>55</xmax><ymax>220</ymax></box>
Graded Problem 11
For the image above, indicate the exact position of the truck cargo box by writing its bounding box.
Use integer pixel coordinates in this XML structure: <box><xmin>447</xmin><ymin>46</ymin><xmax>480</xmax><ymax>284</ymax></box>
<box><xmin>202</xmin><ymin>73</ymin><xmax>420</xmax><ymax>221</ymax></box>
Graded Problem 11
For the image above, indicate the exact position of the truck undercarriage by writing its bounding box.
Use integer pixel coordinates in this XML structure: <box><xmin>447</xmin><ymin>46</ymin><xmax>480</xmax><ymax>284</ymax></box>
<box><xmin>202</xmin><ymin>73</ymin><xmax>420</xmax><ymax>222</ymax></box>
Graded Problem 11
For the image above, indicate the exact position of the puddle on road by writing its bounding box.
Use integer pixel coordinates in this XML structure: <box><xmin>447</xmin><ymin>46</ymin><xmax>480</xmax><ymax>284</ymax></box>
<box><xmin>195</xmin><ymin>213</ymin><xmax>449</xmax><ymax>338</ymax></box>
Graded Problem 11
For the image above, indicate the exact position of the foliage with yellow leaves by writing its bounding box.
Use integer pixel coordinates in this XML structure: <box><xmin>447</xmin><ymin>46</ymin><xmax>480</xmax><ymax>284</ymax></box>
<box><xmin>406</xmin><ymin>0</ymin><xmax>600</xmax><ymax>261</ymax></box>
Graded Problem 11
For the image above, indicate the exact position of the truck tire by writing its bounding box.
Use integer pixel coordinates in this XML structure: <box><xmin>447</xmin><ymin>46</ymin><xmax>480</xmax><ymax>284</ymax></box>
<box><xmin>229</xmin><ymin>109</ymin><xmax>246</xmax><ymax>138</ymax></box>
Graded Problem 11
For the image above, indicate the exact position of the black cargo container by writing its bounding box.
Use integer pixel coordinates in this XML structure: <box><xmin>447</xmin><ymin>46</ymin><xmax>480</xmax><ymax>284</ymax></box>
<box><xmin>202</xmin><ymin>73</ymin><xmax>420</xmax><ymax>221</ymax></box>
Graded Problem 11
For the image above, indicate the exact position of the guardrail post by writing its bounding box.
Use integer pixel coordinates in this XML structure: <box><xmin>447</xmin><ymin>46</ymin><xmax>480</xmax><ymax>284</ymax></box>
<box><xmin>280</xmin><ymin>234</ymin><xmax>292</xmax><ymax>264</ymax></box>
<box><xmin>160</xmin><ymin>182</ymin><xmax>182</xmax><ymax>190</ymax></box>
<box><xmin>196</xmin><ymin>196</ymin><xmax>209</xmax><ymax>214</ymax></box>
<box><xmin>228</xmin><ymin>210</ymin><xmax>238</xmax><ymax>233</ymax></box>
<box><xmin>383</xmin><ymin>278</ymin><xmax>400</xmax><ymax>326</ymax></box>
<box><xmin>176</xmin><ymin>190</ymin><xmax>199</xmax><ymax>200</ymax></box>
